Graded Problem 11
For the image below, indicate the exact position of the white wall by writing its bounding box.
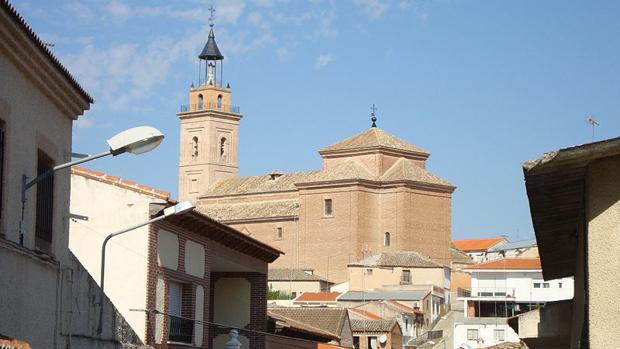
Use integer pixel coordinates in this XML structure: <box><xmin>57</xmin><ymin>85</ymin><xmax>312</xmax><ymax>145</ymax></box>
<box><xmin>470</xmin><ymin>271</ymin><xmax>574</xmax><ymax>302</ymax></box>
<box><xmin>453</xmin><ymin>322</ymin><xmax>520</xmax><ymax>349</ymax></box>
<box><xmin>70</xmin><ymin>174</ymin><xmax>165</xmax><ymax>342</ymax></box>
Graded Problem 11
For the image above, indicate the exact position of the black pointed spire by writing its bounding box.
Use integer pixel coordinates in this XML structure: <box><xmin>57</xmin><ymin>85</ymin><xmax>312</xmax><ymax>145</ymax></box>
<box><xmin>370</xmin><ymin>104</ymin><xmax>377</xmax><ymax>128</ymax></box>
<box><xmin>199</xmin><ymin>26</ymin><xmax>224</xmax><ymax>60</ymax></box>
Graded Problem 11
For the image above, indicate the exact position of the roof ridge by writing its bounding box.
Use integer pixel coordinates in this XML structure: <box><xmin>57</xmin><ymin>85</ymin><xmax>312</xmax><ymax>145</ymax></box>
<box><xmin>72</xmin><ymin>166</ymin><xmax>169</xmax><ymax>200</ymax></box>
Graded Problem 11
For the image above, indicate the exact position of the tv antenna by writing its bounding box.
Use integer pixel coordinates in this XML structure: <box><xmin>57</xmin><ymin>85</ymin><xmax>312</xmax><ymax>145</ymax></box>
<box><xmin>586</xmin><ymin>115</ymin><xmax>599</xmax><ymax>141</ymax></box>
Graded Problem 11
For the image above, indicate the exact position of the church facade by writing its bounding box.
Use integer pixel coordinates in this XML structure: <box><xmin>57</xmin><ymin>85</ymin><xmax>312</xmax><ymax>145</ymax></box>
<box><xmin>177</xmin><ymin>26</ymin><xmax>456</xmax><ymax>283</ymax></box>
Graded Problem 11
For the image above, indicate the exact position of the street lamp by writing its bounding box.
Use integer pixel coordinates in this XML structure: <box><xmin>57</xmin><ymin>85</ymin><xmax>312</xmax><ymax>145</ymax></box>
<box><xmin>98</xmin><ymin>200</ymin><xmax>195</xmax><ymax>334</ymax></box>
<box><xmin>19</xmin><ymin>126</ymin><xmax>165</xmax><ymax>245</ymax></box>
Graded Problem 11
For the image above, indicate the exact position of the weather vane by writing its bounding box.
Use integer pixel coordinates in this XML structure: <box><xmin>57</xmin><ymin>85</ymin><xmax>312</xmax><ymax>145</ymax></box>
<box><xmin>208</xmin><ymin>5</ymin><xmax>216</xmax><ymax>27</ymax></box>
<box><xmin>370</xmin><ymin>104</ymin><xmax>377</xmax><ymax>128</ymax></box>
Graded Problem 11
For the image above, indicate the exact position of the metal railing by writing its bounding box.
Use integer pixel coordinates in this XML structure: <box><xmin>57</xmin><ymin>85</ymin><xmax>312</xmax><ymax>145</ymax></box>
<box><xmin>180</xmin><ymin>102</ymin><xmax>240</xmax><ymax>114</ymax></box>
<box><xmin>169</xmin><ymin>315</ymin><xmax>194</xmax><ymax>343</ymax></box>
<box><xmin>457</xmin><ymin>287</ymin><xmax>516</xmax><ymax>298</ymax></box>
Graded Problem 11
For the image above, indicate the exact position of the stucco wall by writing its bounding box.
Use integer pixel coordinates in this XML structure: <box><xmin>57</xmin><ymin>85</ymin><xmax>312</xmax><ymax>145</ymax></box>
<box><xmin>348</xmin><ymin>266</ymin><xmax>445</xmax><ymax>291</ymax></box>
<box><xmin>586</xmin><ymin>155</ymin><xmax>620</xmax><ymax>348</ymax></box>
<box><xmin>453</xmin><ymin>322</ymin><xmax>519</xmax><ymax>349</ymax></box>
<box><xmin>69</xmin><ymin>174</ymin><xmax>161</xmax><ymax>342</ymax></box>
<box><xmin>470</xmin><ymin>271</ymin><xmax>573</xmax><ymax>302</ymax></box>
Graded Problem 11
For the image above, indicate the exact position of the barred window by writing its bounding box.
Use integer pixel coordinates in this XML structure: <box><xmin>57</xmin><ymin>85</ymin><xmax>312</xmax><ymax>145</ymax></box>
<box><xmin>35</xmin><ymin>150</ymin><xmax>54</xmax><ymax>253</ymax></box>
<box><xmin>324</xmin><ymin>199</ymin><xmax>333</xmax><ymax>216</ymax></box>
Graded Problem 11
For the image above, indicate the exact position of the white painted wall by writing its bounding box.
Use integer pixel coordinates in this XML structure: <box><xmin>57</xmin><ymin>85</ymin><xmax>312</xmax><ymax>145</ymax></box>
<box><xmin>453</xmin><ymin>322</ymin><xmax>520</xmax><ymax>349</ymax></box>
<box><xmin>70</xmin><ymin>174</ymin><xmax>166</xmax><ymax>342</ymax></box>
<box><xmin>469</xmin><ymin>271</ymin><xmax>574</xmax><ymax>302</ymax></box>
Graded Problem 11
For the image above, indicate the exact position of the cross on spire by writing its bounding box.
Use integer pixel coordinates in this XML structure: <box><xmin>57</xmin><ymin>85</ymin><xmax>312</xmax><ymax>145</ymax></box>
<box><xmin>370</xmin><ymin>104</ymin><xmax>378</xmax><ymax>128</ymax></box>
<box><xmin>208</xmin><ymin>5</ymin><xmax>216</xmax><ymax>27</ymax></box>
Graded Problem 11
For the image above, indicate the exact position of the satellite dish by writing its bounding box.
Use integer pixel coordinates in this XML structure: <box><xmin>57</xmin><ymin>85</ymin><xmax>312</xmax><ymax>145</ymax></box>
<box><xmin>379</xmin><ymin>334</ymin><xmax>387</xmax><ymax>344</ymax></box>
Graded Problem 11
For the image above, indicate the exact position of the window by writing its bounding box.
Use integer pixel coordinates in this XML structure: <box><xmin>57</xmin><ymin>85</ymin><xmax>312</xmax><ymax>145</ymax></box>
<box><xmin>467</xmin><ymin>329</ymin><xmax>479</xmax><ymax>340</ymax></box>
<box><xmin>191</xmin><ymin>136</ymin><xmax>199</xmax><ymax>158</ymax></box>
<box><xmin>543</xmin><ymin>283</ymin><xmax>550</xmax><ymax>288</ymax></box>
<box><xmin>324</xmin><ymin>198</ymin><xmax>333</xmax><ymax>216</ymax></box>
<box><xmin>291</xmin><ymin>291</ymin><xmax>297</xmax><ymax>298</ymax></box>
<box><xmin>353</xmin><ymin>336</ymin><xmax>360</xmax><ymax>349</ymax></box>
<box><xmin>368</xmin><ymin>336</ymin><xmax>378</xmax><ymax>349</ymax></box>
<box><xmin>197</xmin><ymin>94</ymin><xmax>203</xmax><ymax>110</ymax></box>
<box><xmin>219</xmin><ymin>137</ymin><xmax>228</xmax><ymax>161</ymax></box>
<box><xmin>217</xmin><ymin>94</ymin><xmax>223</xmax><ymax>110</ymax></box>
<box><xmin>401</xmin><ymin>269</ymin><xmax>411</xmax><ymax>284</ymax></box>
<box><xmin>366</xmin><ymin>268</ymin><xmax>373</xmax><ymax>275</ymax></box>
<box><xmin>533</xmin><ymin>282</ymin><xmax>541</xmax><ymax>288</ymax></box>
<box><xmin>558</xmin><ymin>282</ymin><xmax>563</xmax><ymax>288</ymax></box>
<box><xmin>35</xmin><ymin>151</ymin><xmax>54</xmax><ymax>253</ymax></box>
<box><xmin>276</xmin><ymin>227</ymin><xmax>283</xmax><ymax>240</ymax></box>
<box><xmin>168</xmin><ymin>281</ymin><xmax>193</xmax><ymax>343</ymax></box>
<box><xmin>494</xmin><ymin>329</ymin><xmax>505</xmax><ymax>341</ymax></box>
<box><xmin>384</xmin><ymin>232</ymin><xmax>391</xmax><ymax>247</ymax></box>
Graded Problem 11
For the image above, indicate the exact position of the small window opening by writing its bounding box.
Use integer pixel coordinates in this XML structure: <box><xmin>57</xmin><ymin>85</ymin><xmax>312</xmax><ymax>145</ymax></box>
<box><xmin>324</xmin><ymin>199</ymin><xmax>332</xmax><ymax>216</ymax></box>
<box><xmin>191</xmin><ymin>136</ymin><xmax>199</xmax><ymax>158</ymax></box>
<box><xmin>197</xmin><ymin>94</ymin><xmax>203</xmax><ymax>110</ymax></box>
<box><xmin>35</xmin><ymin>150</ymin><xmax>54</xmax><ymax>253</ymax></box>
<box><xmin>217</xmin><ymin>94</ymin><xmax>223</xmax><ymax>110</ymax></box>
<box><xmin>219</xmin><ymin>137</ymin><xmax>228</xmax><ymax>161</ymax></box>
<box><xmin>276</xmin><ymin>227</ymin><xmax>283</xmax><ymax>239</ymax></box>
<box><xmin>384</xmin><ymin>232</ymin><xmax>391</xmax><ymax>247</ymax></box>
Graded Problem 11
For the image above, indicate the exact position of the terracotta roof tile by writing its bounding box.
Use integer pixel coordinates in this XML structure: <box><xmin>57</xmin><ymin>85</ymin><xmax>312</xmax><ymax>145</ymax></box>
<box><xmin>451</xmin><ymin>247</ymin><xmax>475</xmax><ymax>265</ymax></box>
<box><xmin>320</xmin><ymin>128</ymin><xmax>429</xmax><ymax>155</ymax></box>
<box><xmin>386</xmin><ymin>300</ymin><xmax>424</xmax><ymax>314</ymax></box>
<box><xmin>200</xmin><ymin>200</ymin><xmax>299</xmax><ymax>221</ymax></box>
<box><xmin>71</xmin><ymin>166</ymin><xmax>169</xmax><ymax>200</ymax></box>
<box><xmin>452</xmin><ymin>237</ymin><xmax>506</xmax><ymax>251</ymax></box>
<box><xmin>348</xmin><ymin>308</ymin><xmax>383</xmax><ymax>320</ymax></box>
<box><xmin>267</xmin><ymin>307</ymin><xmax>348</xmax><ymax>339</ymax></box>
<box><xmin>295</xmin><ymin>292</ymin><xmax>341</xmax><ymax>302</ymax></box>
<box><xmin>350</xmin><ymin>319</ymin><xmax>398</xmax><ymax>333</ymax></box>
<box><xmin>349</xmin><ymin>251</ymin><xmax>444</xmax><ymax>268</ymax></box>
<box><xmin>464</xmin><ymin>258</ymin><xmax>542</xmax><ymax>271</ymax></box>
<box><xmin>268</xmin><ymin>268</ymin><xmax>332</xmax><ymax>282</ymax></box>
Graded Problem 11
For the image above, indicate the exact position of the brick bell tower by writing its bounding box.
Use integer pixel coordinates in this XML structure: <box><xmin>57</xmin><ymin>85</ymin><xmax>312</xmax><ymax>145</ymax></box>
<box><xmin>177</xmin><ymin>16</ymin><xmax>241</xmax><ymax>202</ymax></box>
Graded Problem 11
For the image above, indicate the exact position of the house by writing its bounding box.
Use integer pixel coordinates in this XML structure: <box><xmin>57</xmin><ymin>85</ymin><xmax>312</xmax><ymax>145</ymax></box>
<box><xmin>452</xmin><ymin>237</ymin><xmax>507</xmax><ymax>263</ymax></box>
<box><xmin>293</xmin><ymin>292</ymin><xmax>342</xmax><ymax>307</ymax></box>
<box><xmin>485</xmin><ymin>240</ymin><xmax>538</xmax><ymax>261</ymax></box>
<box><xmin>453</xmin><ymin>318</ymin><xmax>521</xmax><ymax>349</ymax></box>
<box><xmin>0</xmin><ymin>2</ymin><xmax>145</xmax><ymax>347</ymax></box>
<box><xmin>267</xmin><ymin>307</ymin><xmax>354</xmax><ymax>348</ymax></box>
<box><xmin>338</xmin><ymin>290</ymin><xmax>440</xmax><ymax>329</ymax></box>
<box><xmin>347</xmin><ymin>251</ymin><xmax>451</xmax><ymax>303</ymax></box>
<box><xmin>268</xmin><ymin>268</ymin><xmax>334</xmax><ymax>298</ymax></box>
<box><xmin>350</xmin><ymin>319</ymin><xmax>402</xmax><ymax>349</ymax></box>
<box><xmin>512</xmin><ymin>136</ymin><xmax>620</xmax><ymax>348</ymax></box>
<box><xmin>69</xmin><ymin>167</ymin><xmax>282</xmax><ymax>348</ymax></box>
<box><xmin>460</xmin><ymin>258</ymin><xmax>573</xmax><ymax>318</ymax></box>
<box><xmin>349</xmin><ymin>301</ymin><xmax>424</xmax><ymax>343</ymax></box>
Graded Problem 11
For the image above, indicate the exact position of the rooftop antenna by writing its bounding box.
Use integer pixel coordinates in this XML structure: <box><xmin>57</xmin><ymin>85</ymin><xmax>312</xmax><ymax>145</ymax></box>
<box><xmin>586</xmin><ymin>115</ymin><xmax>599</xmax><ymax>142</ymax></box>
<box><xmin>370</xmin><ymin>104</ymin><xmax>377</xmax><ymax>128</ymax></box>
<box><xmin>43</xmin><ymin>42</ymin><xmax>54</xmax><ymax>48</ymax></box>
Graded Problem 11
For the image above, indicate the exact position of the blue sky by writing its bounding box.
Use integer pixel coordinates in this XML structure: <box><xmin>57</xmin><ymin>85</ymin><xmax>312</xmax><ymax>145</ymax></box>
<box><xmin>14</xmin><ymin>0</ymin><xmax>620</xmax><ymax>240</ymax></box>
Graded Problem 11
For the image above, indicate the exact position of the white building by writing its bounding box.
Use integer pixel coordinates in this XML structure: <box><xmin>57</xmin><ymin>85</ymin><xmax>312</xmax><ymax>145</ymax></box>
<box><xmin>454</xmin><ymin>318</ymin><xmax>520</xmax><ymax>349</ymax></box>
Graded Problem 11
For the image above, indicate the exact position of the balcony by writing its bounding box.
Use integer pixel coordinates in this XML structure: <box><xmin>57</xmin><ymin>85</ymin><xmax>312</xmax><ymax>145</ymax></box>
<box><xmin>168</xmin><ymin>315</ymin><xmax>193</xmax><ymax>344</ymax></box>
<box><xmin>180</xmin><ymin>102</ymin><xmax>240</xmax><ymax>114</ymax></box>
<box><xmin>458</xmin><ymin>287</ymin><xmax>516</xmax><ymax>299</ymax></box>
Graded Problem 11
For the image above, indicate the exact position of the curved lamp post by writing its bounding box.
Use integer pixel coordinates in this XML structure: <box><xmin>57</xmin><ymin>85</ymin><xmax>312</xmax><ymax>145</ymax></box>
<box><xmin>19</xmin><ymin>126</ymin><xmax>165</xmax><ymax>245</ymax></box>
<box><xmin>97</xmin><ymin>201</ymin><xmax>195</xmax><ymax>335</ymax></box>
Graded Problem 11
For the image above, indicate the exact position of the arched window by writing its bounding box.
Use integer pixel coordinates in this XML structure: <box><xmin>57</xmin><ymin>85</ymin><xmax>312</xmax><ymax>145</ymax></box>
<box><xmin>191</xmin><ymin>136</ymin><xmax>199</xmax><ymax>157</ymax></box>
<box><xmin>197</xmin><ymin>94</ymin><xmax>204</xmax><ymax>110</ymax></box>
<box><xmin>384</xmin><ymin>232</ymin><xmax>391</xmax><ymax>247</ymax></box>
<box><xmin>217</xmin><ymin>94</ymin><xmax>222</xmax><ymax>110</ymax></box>
<box><xmin>219</xmin><ymin>137</ymin><xmax>228</xmax><ymax>161</ymax></box>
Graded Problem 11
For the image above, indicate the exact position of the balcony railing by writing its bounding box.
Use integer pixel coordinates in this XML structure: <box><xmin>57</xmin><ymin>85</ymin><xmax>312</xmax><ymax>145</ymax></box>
<box><xmin>457</xmin><ymin>287</ymin><xmax>516</xmax><ymax>299</ymax></box>
<box><xmin>169</xmin><ymin>315</ymin><xmax>193</xmax><ymax>344</ymax></box>
<box><xmin>180</xmin><ymin>102</ymin><xmax>240</xmax><ymax>114</ymax></box>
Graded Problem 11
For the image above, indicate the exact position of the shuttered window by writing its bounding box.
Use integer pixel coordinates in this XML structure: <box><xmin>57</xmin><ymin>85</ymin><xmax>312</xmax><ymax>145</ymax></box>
<box><xmin>35</xmin><ymin>151</ymin><xmax>54</xmax><ymax>252</ymax></box>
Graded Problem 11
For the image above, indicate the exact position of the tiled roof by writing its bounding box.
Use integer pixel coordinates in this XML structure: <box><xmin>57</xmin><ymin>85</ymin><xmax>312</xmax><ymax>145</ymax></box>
<box><xmin>452</xmin><ymin>237</ymin><xmax>506</xmax><ymax>251</ymax></box>
<box><xmin>268</xmin><ymin>269</ymin><xmax>332</xmax><ymax>283</ymax></box>
<box><xmin>268</xmin><ymin>310</ymin><xmax>340</xmax><ymax>340</ymax></box>
<box><xmin>72</xmin><ymin>166</ymin><xmax>169</xmax><ymax>200</ymax></box>
<box><xmin>1</xmin><ymin>0</ymin><xmax>93</xmax><ymax>104</ymax></box>
<box><xmin>350</xmin><ymin>319</ymin><xmax>398</xmax><ymax>333</ymax></box>
<box><xmin>379</xmin><ymin>158</ymin><xmax>454</xmax><ymax>187</ymax></box>
<box><xmin>349</xmin><ymin>251</ymin><xmax>444</xmax><ymax>268</ymax></box>
<box><xmin>205</xmin><ymin>170</ymin><xmax>318</xmax><ymax>196</ymax></box>
<box><xmin>200</xmin><ymin>200</ymin><xmax>299</xmax><ymax>221</ymax></box>
<box><xmin>320</xmin><ymin>128</ymin><xmax>429</xmax><ymax>155</ymax></box>
<box><xmin>450</xmin><ymin>247</ymin><xmax>475</xmax><ymax>265</ymax></box>
<box><xmin>386</xmin><ymin>300</ymin><xmax>424</xmax><ymax>315</ymax></box>
<box><xmin>348</xmin><ymin>308</ymin><xmax>383</xmax><ymax>320</ymax></box>
<box><xmin>268</xmin><ymin>307</ymin><xmax>348</xmax><ymax>339</ymax></box>
<box><xmin>338</xmin><ymin>290</ymin><xmax>428</xmax><ymax>301</ymax></box>
<box><xmin>464</xmin><ymin>258</ymin><xmax>542</xmax><ymax>271</ymax></box>
<box><xmin>295</xmin><ymin>292</ymin><xmax>341</xmax><ymax>302</ymax></box>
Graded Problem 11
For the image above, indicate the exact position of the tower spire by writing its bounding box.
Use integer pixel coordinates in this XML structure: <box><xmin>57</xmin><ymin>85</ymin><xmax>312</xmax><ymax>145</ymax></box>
<box><xmin>370</xmin><ymin>104</ymin><xmax>378</xmax><ymax>128</ymax></box>
<box><xmin>198</xmin><ymin>6</ymin><xmax>224</xmax><ymax>86</ymax></box>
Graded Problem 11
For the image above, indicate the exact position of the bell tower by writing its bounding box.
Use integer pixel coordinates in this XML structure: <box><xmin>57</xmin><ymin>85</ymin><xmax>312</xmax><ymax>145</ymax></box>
<box><xmin>178</xmin><ymin>10</ymin><xmax>241</xmax><ymax>202</ymax></box>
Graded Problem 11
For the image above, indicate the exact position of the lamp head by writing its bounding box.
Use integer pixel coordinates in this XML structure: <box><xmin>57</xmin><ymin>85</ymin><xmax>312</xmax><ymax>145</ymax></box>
<box><xmin>107</xmin><ymin>126</ymin><xmax>164</xmax><ymax>155</ymax></box>
<box><xmin>163</xmin><ymin>201</ymin><xmax>195</xmax><ymax>217</ymax></box>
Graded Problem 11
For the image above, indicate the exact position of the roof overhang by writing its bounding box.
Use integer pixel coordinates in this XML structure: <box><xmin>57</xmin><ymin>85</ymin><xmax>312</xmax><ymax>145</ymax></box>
<box><xmin>523</xmin><ymin>136</ymin><xmax>620</xmax><ymax>280</ymax></box>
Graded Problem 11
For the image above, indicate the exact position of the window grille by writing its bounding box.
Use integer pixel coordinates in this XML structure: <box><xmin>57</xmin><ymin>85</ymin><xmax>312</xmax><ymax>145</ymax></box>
<box><xmin>35</xmin><ymin>151</ymin><xmax>54</xmax><ymax>252</ymax></box>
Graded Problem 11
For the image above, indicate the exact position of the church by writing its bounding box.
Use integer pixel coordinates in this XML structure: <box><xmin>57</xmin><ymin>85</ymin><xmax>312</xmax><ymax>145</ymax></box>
<box><xmin>177</xmin><ymin>24</ymin><xmax>456</xmax><ymax>283</ymax></box>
